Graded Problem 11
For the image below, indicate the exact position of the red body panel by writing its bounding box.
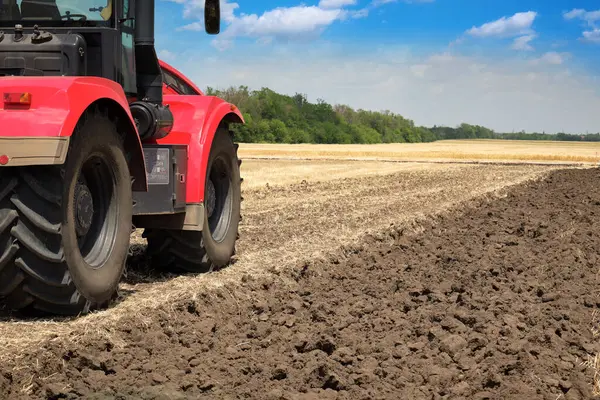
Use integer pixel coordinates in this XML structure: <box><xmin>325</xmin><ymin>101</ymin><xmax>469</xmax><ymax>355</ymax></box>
<box><xmin>0</xmin><ymin>76</ymin><xmax>147</xmax><ymax>190</ymax></box>
<box><xmin>152</xmin><ymin>60</ymin><xmax>244</xmax><ymax>204</ymax></box>
<box><xmin>0</xmin><ymin>76</ymin><xmax>137</xmax><ymax>138</ymax></box>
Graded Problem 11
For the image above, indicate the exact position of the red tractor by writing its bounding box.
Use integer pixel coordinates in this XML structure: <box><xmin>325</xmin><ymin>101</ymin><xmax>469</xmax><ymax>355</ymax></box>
<box><xmin>0</xmin><ymin>0</ymin><xmax>243</xmax><ymax>316</ymax></box>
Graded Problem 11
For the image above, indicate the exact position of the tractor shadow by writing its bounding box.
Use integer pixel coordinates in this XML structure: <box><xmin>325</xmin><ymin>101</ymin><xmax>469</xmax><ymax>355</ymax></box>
<box><xmin>0</xmin><ymin>244</ymin><xmax>161</xmax><ymax>322</ymax></box>
<box><xmin>0</xmin><ymin>242</ymin><xmax>239</xmax><ymax>322</ymax></box>
<box><xmin>122</xmin><ymin>242</ymin><xmax>240</xmax><ymax>286</ymax></box>
<box><xmin>121</xmin><ymin>243</ymin><xmax>174</xmax><ymax>285</ymax></box>
<box><xmin>0</xmin><ymin>285</ymin><xmax>138</xmax><ymax>323</ymax></box>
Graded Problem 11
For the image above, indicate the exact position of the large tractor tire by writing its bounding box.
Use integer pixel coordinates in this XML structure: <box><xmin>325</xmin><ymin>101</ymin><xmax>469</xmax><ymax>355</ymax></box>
<box><xmin>144</xmin><ymin>128</ymin><xmax>242</xmax><ymax>273</ymax></box>
<box><xmin>0</xmin><ymin>109</ymin><xmax>132</xmax><ymax>316</ymax></box>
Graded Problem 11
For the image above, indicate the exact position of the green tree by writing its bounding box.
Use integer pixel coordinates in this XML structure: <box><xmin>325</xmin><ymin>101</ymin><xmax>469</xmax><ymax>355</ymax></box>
<box><xmin>209</xmin><ymin>84</ymin><xmax>588</xmax><ymax>144</ymax></box>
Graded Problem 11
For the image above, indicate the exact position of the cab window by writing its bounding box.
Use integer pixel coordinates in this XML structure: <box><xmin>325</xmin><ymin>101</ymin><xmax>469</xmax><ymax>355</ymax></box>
<box><xmin>162</xmin><ymin>69</ymin><xmax>198</xmax><ymax>95</ymax></box>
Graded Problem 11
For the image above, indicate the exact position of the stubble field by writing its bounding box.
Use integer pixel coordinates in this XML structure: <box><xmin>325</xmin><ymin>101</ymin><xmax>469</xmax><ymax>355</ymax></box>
<box><xmin>1</xmin><ymin>140</ymin><xmax>600</xmax><ymax>399</ymax></box>
<box><xmin>239</xmin><ymin>139</ymin><xmax>600</xmax><ymax>164</ymax></box>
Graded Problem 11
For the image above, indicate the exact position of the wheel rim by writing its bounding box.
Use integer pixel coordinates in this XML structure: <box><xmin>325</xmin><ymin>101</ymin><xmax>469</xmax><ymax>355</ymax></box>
<box><xmin>206</xmin><ymin>155</ymin><xmax>233</xmax><ymax>243</ymax></box>
<box><xmin>74</xmin><ymin>153</ymin><xmax>119</xmax><ymax>269</ymax></box>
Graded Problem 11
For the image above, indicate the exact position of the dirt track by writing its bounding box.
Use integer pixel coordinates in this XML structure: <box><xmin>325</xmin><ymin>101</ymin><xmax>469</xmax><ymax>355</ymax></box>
<box><xmin>1</xmin><ymin>165</ymin><xmax>600</xmax><ymax>399</ymax></box>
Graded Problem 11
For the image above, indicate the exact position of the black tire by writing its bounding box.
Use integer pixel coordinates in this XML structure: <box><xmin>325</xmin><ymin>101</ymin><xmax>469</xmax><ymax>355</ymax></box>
<box><xmin>144</xmin><ymin>128</ymin><xmax>242</xmax><ymax>273</ymax></box>
<box><xmin>0</xmin><ymin>108</ymin><xmax>132</xmax><ymax>316</ymax></box>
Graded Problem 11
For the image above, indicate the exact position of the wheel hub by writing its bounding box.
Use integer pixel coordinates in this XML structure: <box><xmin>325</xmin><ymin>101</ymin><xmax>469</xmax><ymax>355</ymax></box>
<box><xmin>75</xmin><ymin>182</ymin><xmax>94</xmax><ymax>236</ymax></box>
<box><xmin>206</xmin><ymin>178</ymin><xmax>216</xmax><ymax>218</ymax></box>
<box><xmin>206</xmin><ymin>156</ymin><xmax>233</xmax><ymax>243</ymax></box>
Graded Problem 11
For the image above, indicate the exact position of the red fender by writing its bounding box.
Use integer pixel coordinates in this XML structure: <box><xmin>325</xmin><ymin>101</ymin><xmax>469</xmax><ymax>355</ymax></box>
<box><xmin>154</xmin><ymin>95</ymin><xmax>244</xmax><ymax>204</ymax></box>
<box><xmin>0</xmin><ymin>76</ymin><xmax>147</xmax><ymax>190</ymax></box>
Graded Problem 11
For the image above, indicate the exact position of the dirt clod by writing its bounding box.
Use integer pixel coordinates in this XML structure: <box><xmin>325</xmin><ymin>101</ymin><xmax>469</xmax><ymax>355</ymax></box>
<box><xmin>0</xmin><ymin>167</ymin><xmax>598</xmax><ymax>399</ymax></box>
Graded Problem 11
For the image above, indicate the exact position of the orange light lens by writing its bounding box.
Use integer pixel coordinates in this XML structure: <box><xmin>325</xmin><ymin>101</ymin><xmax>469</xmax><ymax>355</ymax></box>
<box><xmin>4</xmin><ymin>92</ymin><xmax>31</xmax><ymax>105</ymax></box>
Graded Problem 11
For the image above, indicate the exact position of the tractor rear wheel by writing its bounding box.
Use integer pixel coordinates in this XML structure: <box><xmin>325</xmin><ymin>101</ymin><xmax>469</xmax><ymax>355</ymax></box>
<box><xmin>144</xmin><ymin>128</ymin><xmax>241</xmax><ymax>273</ymax></box>
<box><xmin>0</xmin><ymin>109</ymin><xmax>132</xmax><ymax>315</ymax></box>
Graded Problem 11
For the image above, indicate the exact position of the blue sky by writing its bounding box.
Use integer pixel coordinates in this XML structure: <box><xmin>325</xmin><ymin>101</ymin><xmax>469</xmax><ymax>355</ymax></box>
<box><xmin>155</xmin><ymin>0</ymin><xmax>600</xmax><ymax>133</ymax></box>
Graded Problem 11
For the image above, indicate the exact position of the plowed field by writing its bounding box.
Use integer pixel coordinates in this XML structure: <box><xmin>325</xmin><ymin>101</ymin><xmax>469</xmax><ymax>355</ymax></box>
<box><xmin>0</xmin><ymin>158</ymin><xmax>598</xmax><ymax>400</ymax></box>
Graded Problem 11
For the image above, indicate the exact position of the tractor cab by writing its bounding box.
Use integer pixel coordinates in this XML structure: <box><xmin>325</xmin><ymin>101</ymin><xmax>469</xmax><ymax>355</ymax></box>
<box><xmin>0</xmin><ymin>0</ymin><xmax>135</xmax><ymax>90</ymax></box>
<box><xmin>0</xmin><ymin>0</ymin><xmax>220</xmax><ymax>140</ymax></box>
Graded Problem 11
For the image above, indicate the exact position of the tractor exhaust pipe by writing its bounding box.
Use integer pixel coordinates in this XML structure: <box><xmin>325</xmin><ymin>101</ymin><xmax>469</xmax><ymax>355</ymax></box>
<box><xmin>133</xmin><ymin>0</ymin><xmax>221</xmax><ymax>104</ymax></box>
<box><xmin>134</xmin><ymin>0</ymin><xmax>155</xmax><ymax>48</ymax></box>
<box><xmin>131</xmin><ymin>0</ymin><xmax>174</xmax><ymax>140</ymax></box>
<box><xmin>130</xmin><ymin>0</ymin><xmax>221</xmax><ymax>141</ymax></box>
<box><xmin>134</xmin><ymin>0</ymin><xmax>161</xmax><ymax>105</ymax></box>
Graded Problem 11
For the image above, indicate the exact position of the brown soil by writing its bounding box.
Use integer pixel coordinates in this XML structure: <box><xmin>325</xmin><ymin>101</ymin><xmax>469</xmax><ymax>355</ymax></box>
<box><xmin>0</xmin><ymin>163</ymin><xmax>551</xmax><ymax>356</ymax></box>
<box><xmin>2</xmin><ymin>167</ymin><xmax>600</xmax><ymax>399</ymax></box>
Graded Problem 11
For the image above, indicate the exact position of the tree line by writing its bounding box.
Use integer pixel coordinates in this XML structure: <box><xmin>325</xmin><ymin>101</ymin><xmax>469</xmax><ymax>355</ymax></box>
<box><xmin>205</xmin><ymin>86</ymin><xmax>599</xmax><ymax>144</ymax></box>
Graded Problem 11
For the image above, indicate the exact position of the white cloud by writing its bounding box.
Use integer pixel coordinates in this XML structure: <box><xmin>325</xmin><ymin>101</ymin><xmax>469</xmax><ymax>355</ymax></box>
<box><xmin>585</xmin><ymin>11</ymin><xmax>600</xmax><ymax>23</ymax></box>
<box><xmin>179</xmin><ymin>4</ymin><xmax>347</xmax><ymax>50</ymax></box>
<box><xmin>563</xmin><ymin>9</ymin><xmax>586</xmax><ymax>21</ymax></box>
<box><xmin>350</xmin><ymin>0</ymin><xmax>429</xmax><ymax>19</ymax></box>
<box><xmin>371</xmin><ymin>0</ymin><xmax>396</xmax><ymax>5</ymax></box>
<box><xmin>221</xmin><ymin>6</ymin><xmax>344</xmax><ymax>38</ymax></box>
<box><xmin>563</xmin><ymin>8</ymin><xmax>600</xmax><ymax>25</ymax></box>
<box><xmin>410</xmin><ymin>64</ymin><xmax>430</xmax><ymax>78</ymax></box>
<box><xmin>582</xmin><ymin>28</ymin><xmax>600</xmax><ymax>43</ymax></box>
<box><xmin>169</xmin><ymin>45</ymin><xmax>600</xmax><ymax>134</ymax></box>
<box><xmin>351</xmin><ymin>8</ymin><xmax>369</xmax><ymax>18</ymax></box>
<box><xmin>319</xmin><ymin>0</ymin><xmax>356</xmax><ymax>9</ymax></box>
<box><xmin>173</xmin><ymin>1</ymin><xmax>352</xmax><ymax>48</ymax></box>
<box><xmin>170</xmin><ymin>0</ymin><xmax>423</xmax><ymax>48</ymax></box>
<box><xmin>158</xmin><ymin>49</ymin><xmax>176</xmax><ymax>62</ymax></box>
<box><xmin>174</xmin><ymin>0</ymin><xmax>239</xmax><ymax>22</ymax></box>
<box><xmin>530</xmin><ymin>51</ymin><xmax>570</xmax><ymax>65</ymax></box>
<box><xmin>563</xmin><ymin>8</ymin><xmax>600</xmax><ymax>43</ymax></box>
<box><xmin>467</xmin><ymin>11</ymin><xmax>537</xmax><ymax>38</ymax></box>
<box><xmin>511</xmin><ymin>34</ymin><xmax>536</xmax><ymax>51</ymax></box>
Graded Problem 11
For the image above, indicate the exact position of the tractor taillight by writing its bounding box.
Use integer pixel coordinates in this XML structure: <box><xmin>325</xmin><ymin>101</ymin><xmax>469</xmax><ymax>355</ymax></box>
<box><xmin>0</xmin><ymin>155</ymin><xmax>8</xmax><ymax>165</ymax></box>
<box><xmin>3</xmin><ymin>92</ymin><xmax>31</xmax><ymax>105</ymax></box>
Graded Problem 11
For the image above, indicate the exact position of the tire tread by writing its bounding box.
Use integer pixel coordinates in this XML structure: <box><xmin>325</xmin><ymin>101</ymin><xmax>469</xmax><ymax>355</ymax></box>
<box><xmin>0</xmin><ymin>109</ymin><xmax>127</xmax><ymax>316</ymax></box>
